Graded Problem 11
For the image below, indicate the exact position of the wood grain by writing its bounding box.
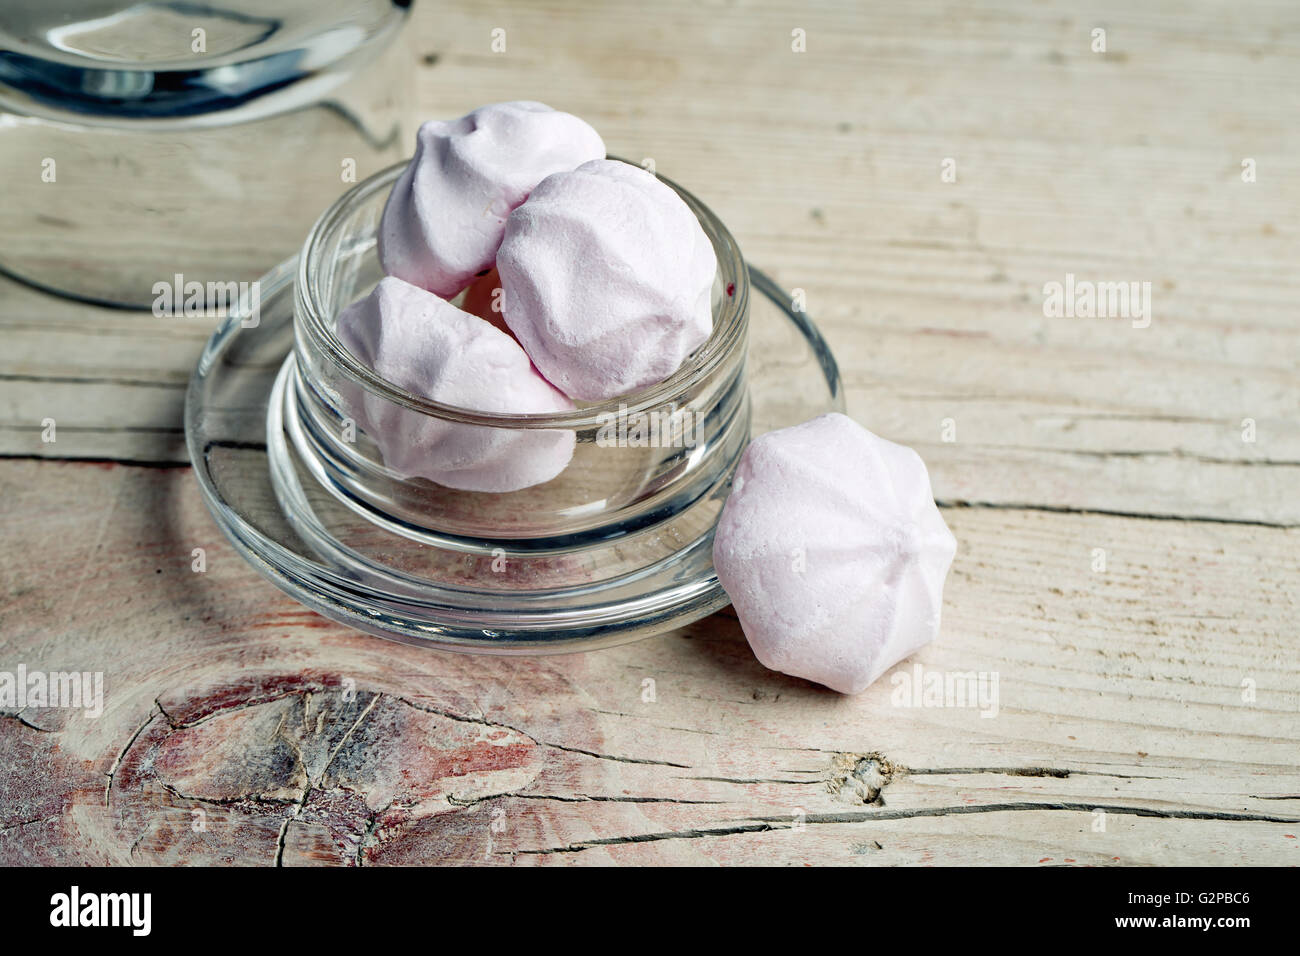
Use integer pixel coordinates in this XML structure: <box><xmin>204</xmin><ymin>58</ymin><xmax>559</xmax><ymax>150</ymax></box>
<box><xmin>0</xmin><ymin>461</ymin><xmax>1295</xmax><ymax>864</ymax></box>
<box><xmin>3</xmin><ymin>0</ymin><xmax>1297</xmax><ymax>523</ymax></box>
<box><xmin>1</xmin><ymin>0</ymin><xmax>1297</xmax><ymax>865</ymax></box>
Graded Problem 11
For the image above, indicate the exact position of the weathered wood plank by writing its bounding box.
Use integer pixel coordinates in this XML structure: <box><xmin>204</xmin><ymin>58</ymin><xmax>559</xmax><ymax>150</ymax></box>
<box><xmin>2</xmin><ymin>0</ymin><xmax>1296</xmax><ymax>523</ymax></box>
<box><xmin>0</xmin><ymin>460</ymin><xmax>1294</xmax><ymax>864</ymax></box>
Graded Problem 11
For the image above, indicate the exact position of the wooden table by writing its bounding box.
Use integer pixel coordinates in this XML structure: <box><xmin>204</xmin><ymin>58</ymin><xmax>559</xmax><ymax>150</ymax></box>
<box><xmin>2</xmin><ymin>0</ymin><xmax>1297</xmax><ymax>865</ymax></box>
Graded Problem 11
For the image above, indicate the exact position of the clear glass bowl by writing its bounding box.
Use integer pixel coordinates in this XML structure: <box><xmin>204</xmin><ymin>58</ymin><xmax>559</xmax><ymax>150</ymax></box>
<box><xmin>185</xmin><ymin>163</ymin><xmax>845</xmax><ymax>652</ymax></box>
<box><xmin>291</xmin><ymin>161</ymin><xmax>750</xmax><ymax>546</ymax></box>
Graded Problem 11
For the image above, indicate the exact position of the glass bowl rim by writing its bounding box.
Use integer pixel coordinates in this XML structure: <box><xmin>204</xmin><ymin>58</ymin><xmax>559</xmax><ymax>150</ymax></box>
<box><xmin>295</xmin><ymin>157</ymin><xmax>749</xmax><ymax>430</ymax></box>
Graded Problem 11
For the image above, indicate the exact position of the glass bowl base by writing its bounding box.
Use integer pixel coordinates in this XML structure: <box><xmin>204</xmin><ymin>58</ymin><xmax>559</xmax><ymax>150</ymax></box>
<box><xmin>185</xmin><ymin>259</ymin><xmax>844</xmax><ymax>653</ymax></box>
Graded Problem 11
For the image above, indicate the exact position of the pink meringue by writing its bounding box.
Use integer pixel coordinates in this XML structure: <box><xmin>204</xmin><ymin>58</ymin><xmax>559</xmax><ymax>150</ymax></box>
<box><xmin>335</xmin><ymin>276</ymin><xmax>576</xmax><ymax>493</ymax></box>
<box><xmin>712</xmin><ymin>413</ymin><xmax>957</xmax><ymax>694</ymax></box>
<box><xmin>497</xmin><ymin>159</ymin><xmax>717</xmax><ymax>401</ymax></box>
<box><xmin>378</xmin><ymin>101</ymin><xmax>605</xmax><ymax>298</ymax></box>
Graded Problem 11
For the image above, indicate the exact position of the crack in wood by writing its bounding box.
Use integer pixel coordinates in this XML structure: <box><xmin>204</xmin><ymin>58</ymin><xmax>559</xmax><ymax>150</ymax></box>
<box><xmin>159</xmin><ymin>783</ymin><xmax>298</xmax><ymax>809</ymax></box>
<box><xmin>393</xmin><ymin>694</ymin><xmax>692</xmax><ymax>768</ymax></box>
<box><xmin>972</xmin><ymin>443</ymin><xmax>1300</xmax><ymax>468</ymax></box>
<box><xmin>0</xmin><ymin>814</ymin><xmax>58</xmax><ymax>834</ymax></box>
<box><xmin>0</xmin><ymin>711</ymin><xmax>54</xmax><ymax>732</ymax></box>
<box><xmin>0</xmin><ymin>455</ymin><xmax>188</xmax><ymax>470</ymax></box>
<box><xmin>510</xmin><ymin>793</ymin><xmax>724</xmax><ymax>805</ymax></box>
<box><xmin>937</xmin><ymin>498</ymin><xmax>1299</xmax><ymax>529</ymax></box>
<box><xmin>540</xmin><ymin>742</ymin><xmax>693</xmax><ymax>768</ymax></box>
<box><xmin>906</xmin><ymin>766</ymin><xmax>1143</xmax><ymax>779</ymax></box>
<box><xmin>756</xmin><ymin>802</ymin><xmax>1300</xmax><ymax>825</ymax></box>
<box><xmin>0</xmin><ymin>453</ymin><xmax>190</xmax><ymax>469</ymax></box>
<box><xmin>104</xmin><ymin>703</ymin><xmax>162</xmax><ymax>807</ymax></box>
<box><xmin>686</xmin><ymin>776</ymin><xmax>821</xmax><ymax>785</ymax></box>
<box><xmin>515</xmin><ymin>802</ymin><xmax>1300</xmax><ymax>855</ymax></box>
<box><xmin>0</xmin><ymin>373</ymin><xmax>187</xmax><ymax>389</ymax></box>
<box><xmin>273</xmin><ymin>812</ymin><xmax>298</xmax><ymax>868</ymax></box>
<box><xmin>692</xmin><ymin>764</ymin><xmax>1163</xmax><ymax>787</ymax></box>
<box><xmin>514</xmin><ymin>822</ymin><xmax>778</xmax><ymax>854</ymax></box>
